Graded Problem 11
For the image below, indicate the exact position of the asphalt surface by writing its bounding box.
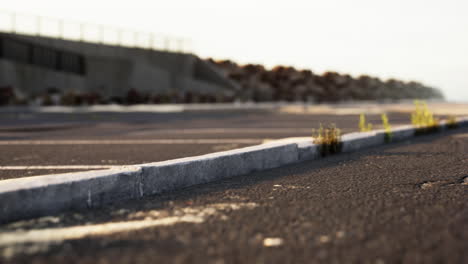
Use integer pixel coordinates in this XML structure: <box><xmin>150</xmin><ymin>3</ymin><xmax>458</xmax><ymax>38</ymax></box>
<box><xmin>0</xmin><ymin>109</ymin><xmax>416</xmax><ymax>180</ymax></box>
<box><xmin>1</xmin><ymin>127</ymin><xmax>467</xmax><ymax>263</ymax></box>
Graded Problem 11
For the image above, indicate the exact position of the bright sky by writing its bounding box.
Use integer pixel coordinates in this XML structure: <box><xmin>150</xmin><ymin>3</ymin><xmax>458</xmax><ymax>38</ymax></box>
<box><xmin>2</xmin><ymin>0</ymin><xmax>468</xmax><ymax>101</ymax></box>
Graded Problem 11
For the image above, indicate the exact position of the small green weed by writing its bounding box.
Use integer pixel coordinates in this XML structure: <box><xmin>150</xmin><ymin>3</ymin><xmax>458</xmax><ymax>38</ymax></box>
<box><xmin>359</xmin><ymin>114</ymin><xmax>373</xmax><ymax>132</ymax></box>
<box><xmin>313</xmin><ymin>123</ymin><xmax>342</xmax><ymax>156</ymax></box>
<box><xmin>446</xmin><ymin>115</ymin><xmax>458</xmax><ymax>129</ymax></box>
<box><xmin>381</xmin><ymin>113</ymin><xmax>392</xmax><ymax>143</ymax></box>
<box><xmin>411</xmin><ymin>100</ymin><xmax>440</xmax><ymax>135</ymax></box>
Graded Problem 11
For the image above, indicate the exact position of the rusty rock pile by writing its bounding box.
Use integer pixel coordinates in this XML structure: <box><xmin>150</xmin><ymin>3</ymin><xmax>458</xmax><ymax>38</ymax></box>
<box><xmin>0</xmin><ymin>60</ymin><xmax>444</xmax><ymax>106</ymax></box>
<box><xmin>208</xmin><ymin>59</ymin><xmax>444</xmax><ymax>102</ymax></box>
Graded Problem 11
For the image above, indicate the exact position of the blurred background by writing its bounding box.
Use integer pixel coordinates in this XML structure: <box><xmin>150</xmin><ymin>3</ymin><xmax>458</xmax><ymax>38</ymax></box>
<box><xmin>0</xmin><ymin>0</ymin><xmax>467</xmax><ymax>105</ymax></box>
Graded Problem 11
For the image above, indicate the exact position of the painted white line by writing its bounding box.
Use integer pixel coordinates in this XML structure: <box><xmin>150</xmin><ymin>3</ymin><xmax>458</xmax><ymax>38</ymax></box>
<box><xmin>0</xmin><ymin>165</ymin><xmax>124</xmax><ymax>170</ymax></box>
<box><xmin>0</xmin><ymin>139</ymin><xmax>262</xmax><ymax>145</ymax></box>
<box><xmin>141</xmin><ymin>128</ymin><xmax>314</xmax><ymax>134</ymax></box>
<box><xmin>0</xmin><ymin>216</ymin><xmax>203</xmax><ymax>246</ymax></box>
<box><xmin>0</xmin><ymin>203</ymin><xmax>257</xmax><ymax>248</ymax></box>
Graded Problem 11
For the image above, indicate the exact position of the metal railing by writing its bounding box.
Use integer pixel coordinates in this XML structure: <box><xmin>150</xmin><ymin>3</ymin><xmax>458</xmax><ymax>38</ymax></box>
<box><xmin>0</xmin><ymin>10</ymin><xmax>191</xmax><ymax>53</ymax></box>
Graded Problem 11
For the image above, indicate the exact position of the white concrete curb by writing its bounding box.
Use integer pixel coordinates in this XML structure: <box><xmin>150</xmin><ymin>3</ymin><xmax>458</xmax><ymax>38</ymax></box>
<box><xmin>1</xmin><ymin>117</ymin><xmax>467</xmax><ymax>223</ymax></box>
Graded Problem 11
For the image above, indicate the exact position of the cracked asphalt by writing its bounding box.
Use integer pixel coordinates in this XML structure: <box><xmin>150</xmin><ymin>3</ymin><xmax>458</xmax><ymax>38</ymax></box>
<box><xmin>1</xmin><ymin>127</ymin><xmax>467</xmax><ymax>264</ymax></box>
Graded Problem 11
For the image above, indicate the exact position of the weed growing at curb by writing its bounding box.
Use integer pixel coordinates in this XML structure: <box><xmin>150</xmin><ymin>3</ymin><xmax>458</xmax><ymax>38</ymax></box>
<box><xmin>313</xmin><ymin>124</ymin><xmax>342</xmax><ymax>156</ymax></box>
<box><xmin>381</xmin><ymin>113</ymin><xmax>393</xmax><ymax>143</ymax></box>
<box><xmin>411</xmin><ymin>100</ymin><xmax>440</xmax><ymax>135</ymax></box>
<box><xmin>359</xmin><ymin>114</ymin><xmax>373</xmax><ymax>132</ymax></box>
<box><xmin>446</xmin><ymin>115</ymin><xmax>458</xmax><ymax>129</ymax></box>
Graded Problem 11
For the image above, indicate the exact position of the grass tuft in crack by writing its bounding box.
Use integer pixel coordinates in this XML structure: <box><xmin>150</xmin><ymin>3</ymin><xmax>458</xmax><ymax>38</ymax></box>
<box><xmin>313</xmin><ymin>123</ymin><xmax>342</xmax><ymax>156</ymax></box>
<box><xmin>381</xmin><ymin>113</ymin><xmax>393</xmax><ymax>143</ymax></box>
<box><xmin>446</xmin><ymin>115</ymin><xmax>458</xmax><ymax>129</ymax></box>
<box><xmin>359</xmin><ymin>114</ymin><xmax>373</xmax><ymax>132</ymax></box>
<box><xmin>411</xmin><ymin>100</ymin><xmax>440</xmax><ymax>135</ymax></box>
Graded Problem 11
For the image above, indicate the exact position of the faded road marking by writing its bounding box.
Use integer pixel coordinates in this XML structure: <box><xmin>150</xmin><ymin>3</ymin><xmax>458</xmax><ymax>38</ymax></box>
<box><xmin>0</xmin><ymin>139</ymin><xmax>262</xmax><ymax>145</ymax></box>
<box><xmin>0</xmin><ymin>165</ymin><xmax>124</xmax><ymax>170</ymax></box>
<box><xmin>0</xmin><ymin>203</ymin><xmax>258</xmax><ymax>258</ymax></box>
<box><xmin>0</xmin><ymin>216</ymin><xmax>204</xmax><ymax>246</ymax></box>
<box><xmin>131</xmin><ymin>128</ymin><xmax>314</xmax><ymax>135</ymax></box>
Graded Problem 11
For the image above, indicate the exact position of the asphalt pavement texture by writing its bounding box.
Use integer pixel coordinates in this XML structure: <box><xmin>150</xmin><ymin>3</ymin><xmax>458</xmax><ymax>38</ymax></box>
<box><xmin>0</xmin><ymin>109</ymin><xmax>416</xmax><ymax>180</ymax></box>
<box><xmin>1</xmin><ymin>127</ymin><xmax>467</xmax><ymax>263</ymax></box>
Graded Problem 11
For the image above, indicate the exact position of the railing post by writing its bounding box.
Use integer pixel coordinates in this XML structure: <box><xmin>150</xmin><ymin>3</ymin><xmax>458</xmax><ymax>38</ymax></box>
<box><xmin>178</xmin><ymin>39</ymin><xmax>184</xmax><ymax>53</ymax></box>
<box><xmin>99</xmin><ymin>25</ymin><xmax>104</xmax><ymax>44</ymax></box>
<box><xmin>58</xmin><ymin>19</ymin><xmax>64</xmax><ymax>39</ymax></box>
<box><xmin>117</xmin><ymin>29</ymin><xmax>122</xmax><ymax>47</ymax></box>
<box><xmin>10</xmin><ymin>12</ymin><xmax>16</xmax><ymax>33</ymax></box>
<box><xmin>80</xmin><ymin>23</ymin><xmax>85</xmax><ymax>42</ymax></box>
<box><xmin>36</xmin><ymin>16</ymin><xmax>41</xmax><ymax>36</ymax></box>
<box><xmin>164</xmin><ymin>38</ymin><xmax>170</xmax><ymax>51</ymax></box>
<box><xmin>149</xmin><ymin>34</ymin><xmax>154</xmax><ymax>50</ymax></box>
<box><xmin>133</xmin><ymin>31</ymin><xmax>138</xmax><ymax>48</ymax></box>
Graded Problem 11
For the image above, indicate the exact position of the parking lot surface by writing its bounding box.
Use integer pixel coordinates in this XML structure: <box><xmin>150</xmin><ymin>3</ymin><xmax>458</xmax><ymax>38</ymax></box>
<box><xmin>0</xmin><ymin>107</ymin><xmax>417</xmax><ymax>180</ymax></box>
<box><xmin>1</xmin><ymin>127</ymin><xmax>466</xmax><ymax>263</ymax></box>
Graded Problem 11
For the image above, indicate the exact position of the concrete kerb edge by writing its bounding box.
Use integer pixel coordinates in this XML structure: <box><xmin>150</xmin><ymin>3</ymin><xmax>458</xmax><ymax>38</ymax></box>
<box><xmin>1</xmin><ymin>117</ymin><xmax>467</xmax><ymax>223</ymax></box>
<box><xmin>0</xmin><ymin>142</ymin><xmax>300</xmax><ymax>223</ymax></box>
<box><xmin>0</xmin><ymin>167</ymin><xmax>143</xmax><ymax>224</ymax></box>
<box><xmin>138</xmin><ymin>142</ymin><xmax>299</xmax><ymax>197</ymax></box>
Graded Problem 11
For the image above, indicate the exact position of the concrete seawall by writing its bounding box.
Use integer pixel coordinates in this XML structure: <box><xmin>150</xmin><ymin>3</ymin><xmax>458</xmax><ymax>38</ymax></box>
<box><xmin>0</xmin><ymin>32</ymin><xmax>238</xmax><ymax>99</ymax></box>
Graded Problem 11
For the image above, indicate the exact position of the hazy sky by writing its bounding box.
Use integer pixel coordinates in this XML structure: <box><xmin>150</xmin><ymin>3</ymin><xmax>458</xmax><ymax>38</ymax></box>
<box><xmin>2</xmin><ymin>0</ymin><xmax>467</xmax><ymax>101</ymax></box>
